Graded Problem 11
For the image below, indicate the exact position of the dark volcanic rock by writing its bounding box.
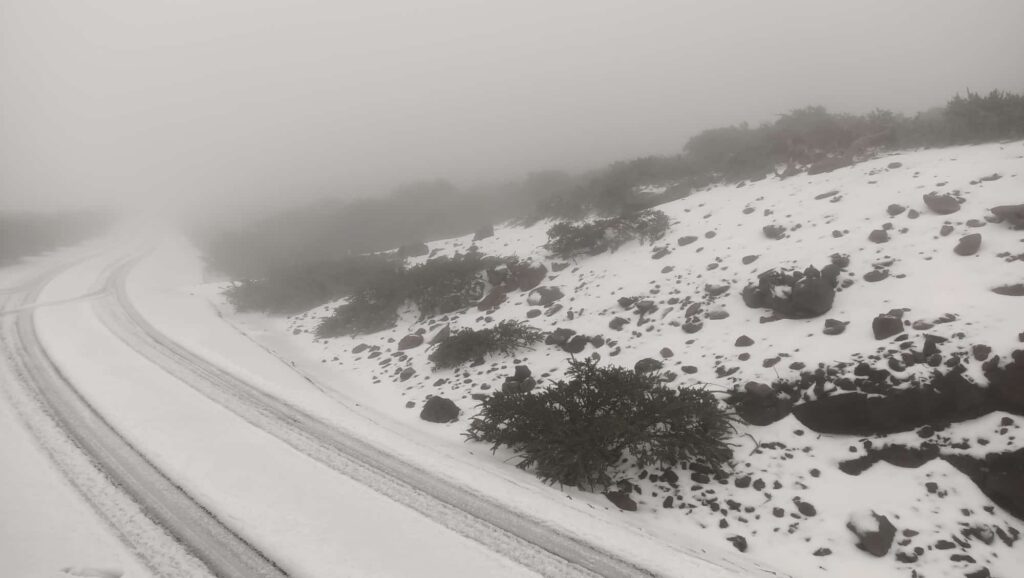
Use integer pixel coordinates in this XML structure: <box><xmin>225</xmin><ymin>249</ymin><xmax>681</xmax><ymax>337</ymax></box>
<box><xmin>863</xmin><ymin>269</ymin><xmax>889</xmax><ymax>283</ymax></box>
<box><xmin>742</xmin><ymin>254</ymin><xmax>759</xmax><ymax>265</ymax></box>
<box><xmin>986</xmin><ymin>349</ymin><xmax>1024</xmax><ymax>414</ymax></box>
<box><xmin>609</xmin><ymin>317</ymin><xmax>629</xmax><ymax>330</ymax></box>
<box><xmin>923</xmin><ymin>192</ymin><xmax>961</xmax><ymax>215</ymax></box>
<box><xmin>944</xmin><ymin>449</ymin><xmax>1024</xmax><ymax>521</ymax></box>
<box><xmin>991</xmin><ymin>204</ymin><xmax>1024</xmax><ymax>229</ymax></box>
<box><xmin>635</xmin><ymin>358</ymin><xmax>664</xmax><ymax>374</ymax></box>
<box><xmin>726</xmin><ymin>535</ymin><xmax>748</xmax><ymax>552</ymax></box>
<box><xmin>420</xmin><ymin>396</ymin><xmax>460</xmax><ymax>423</ymax></box>
<box><xmin>954</xmin><ymin>233</ymin><xmax>982</xmax><ymax>256</ymax></box>
<box><xmin>992</xmin><ymin>284</ymin><xmax>1024</xmax><ymax>296</ymax></box>
<box><xmin>682</xmin><ymin>321</ymin><xmax>703</xmax><ymax>334</ymax></box>
<box><xmin>604</xmin><ymin>491</ymin><xmax>637</xmax><ymax>511</ymax></box>
<box><xmin>823</xmin><ymin>318</ymin><xmax>848</xmax><ymax>336</ymax></box>
<box><xmin>398</xmin><ymin>334</ymin><xmax>424</xmax><ymax>350</ymax></box>
<box><xmin>728</xmin><ymin>382</ymin><xmax>793</xmax><ymax>426</ymax></box>
<box><xmin>512</xmin><ymin>262</ymin><xmax>548</xmax><ymax>291</ymax></box>
<box><xmin>677</xmin><ymin>235</ymin><xmax>698</xmax><ymax>246</ymax></box>
<box><xmin>743</xmin><ymin>265</ymin><xmax>838</xmax><ymax>319</ymax></box>
<box><xmin>763</xmin><ymin>224</ymin><xmax>787</xmax><ymax>239</ymax></box>
<box><xmin>872</xmin><ymin>313</ymin><xmax>905</xmax><ymax>340</ymax></box>
<box><xmin>839</xmin><ymin>444</ymin><xmax>941</xmax><ymax>476</ymax></box>
<box><xmin>528</xmin><ymin>286</ymin><xmax>564</xmax><ymax>307</ymax></box>
<box><xmin>868</xmin><ymin>229</ymin><xmax>889</xmax><ymax>243</ymax></box>
<box><xmin>562</xmin><ymin>335</ymin><xmax>590</xmax><ymax>354</ymax></box>
<box><xmin>887</xmin><ymin>204</ymin><xmax>906</xmax><ymax>217</ymax></box>
<box><xmin>545</xmin><ymin>327</ymin><xmax>576</xmax><ymax>347</ymax></box>
<box><xmin>847</xmin><ymin>512</ymin><xmax>897</xmax><ymax>557</ymax></box>
<box><xmin>735</xmin><ymin>335</ymin><xmax>754</xmax><ymax>347</ymax></box>
<box><xmin>793</xmin><ymin>372</ymin><xmax>991</xmax><ymax>435</ymax></box>
<box><xmin>502</xmin><ymin>376</ymin><xmax>537</xmax><ymax>394</ymax></box>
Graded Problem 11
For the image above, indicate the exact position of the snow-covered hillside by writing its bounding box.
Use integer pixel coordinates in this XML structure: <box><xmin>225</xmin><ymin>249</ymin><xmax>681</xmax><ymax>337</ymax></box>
<box><xmin>226</xmin><ymin>141</ymin><xmax>1024</xmax><ymax>578</ymax></box>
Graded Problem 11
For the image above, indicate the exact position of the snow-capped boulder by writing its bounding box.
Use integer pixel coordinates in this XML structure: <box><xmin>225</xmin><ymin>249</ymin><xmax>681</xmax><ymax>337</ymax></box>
<box><xmin>527</xmin><ymin>286</ymin><xmax>564</xmax><ymax>307</ymax></box>
<box><xmin>847</xmin><ymin>510</ymin><xmax>897</xmax><ymax>557</ymax></box>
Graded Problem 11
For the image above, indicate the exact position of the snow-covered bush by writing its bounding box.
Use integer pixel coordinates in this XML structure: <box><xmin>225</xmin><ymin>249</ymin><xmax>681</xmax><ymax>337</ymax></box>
<box><xmin>403</xmin><ymin>252</ymin><xmax>502</xmax><ymax>317</ymax></box>
<box><xmin>466</xmin><ymin>358</ymin><xmax>734</xmax><ymax>489</ymax></box>
<box><xmin>315</xmin><ymin>252</ymin><xmax>505</xmax><ymax>337</ymax></box>
<box><xmin>429</xmin><ymin>321</ymin><xmax>543</xmax><ymax>369</ymax></box>
<box><xmin>545</xmin><ymin>210</ymin><xmax>670</xmax><ymax>259</ymax></box>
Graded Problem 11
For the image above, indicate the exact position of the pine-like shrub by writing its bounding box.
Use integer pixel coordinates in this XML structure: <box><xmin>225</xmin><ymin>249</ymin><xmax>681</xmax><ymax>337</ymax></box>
<box><xmin>314</xmin><ymin>252</ymin><xmax>508</xmax><ymax>337</ymax></box>
<box><xmin>404</xmin><ymin>252</ymin><xmax>502</xmax><ymax>317</ymax></box>
<box><xmin>545</xmin><ymin>210</ymin><xmax>670</xmax><ymax>259</ymax></box>
<box><xmin>429</xmin><ymin>321</ymin><xmax>543</xmax><ymax>369</ymax></box>
<box><xmin>466</xmin><ymin>358</ymin><xmax>734</xmax><ymax>489</ymax></box>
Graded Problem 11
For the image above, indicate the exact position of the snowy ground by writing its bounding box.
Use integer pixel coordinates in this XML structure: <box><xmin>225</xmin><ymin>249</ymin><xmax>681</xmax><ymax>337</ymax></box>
<box><xmin>214</xmin><ymin>141</ymin><xmax>1024</xmax><ymax>578</ymax></box>
<box><xmin>6</xmin><ymin>141</ymin><xmax>1018</xmax><ymax>578</ymax></box>
<box><xmin>0</xmin><ymin>248</ymin><xmax>151</xmax><ymax>578</ymax></box>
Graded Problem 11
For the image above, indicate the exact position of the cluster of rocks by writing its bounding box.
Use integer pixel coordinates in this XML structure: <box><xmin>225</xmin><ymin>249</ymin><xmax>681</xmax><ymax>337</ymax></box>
<box><xmin>742</xmin><ymin>256</ymin><xmax>847</xmax><ymax>319</ymax></box>
<box><xmin>478</xmin><ymin>259</ymin><xmax>550</xmax><ymax>311</ymax></box>
<box><xmin>501</xmin><ymin>365</ymin><xmax>536</xmax><ymax>394</ymax></box>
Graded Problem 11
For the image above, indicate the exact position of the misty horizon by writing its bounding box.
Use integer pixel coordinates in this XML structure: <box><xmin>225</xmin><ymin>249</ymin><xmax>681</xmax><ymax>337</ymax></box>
<box><xmin>3</xmin><ymin>0</ymin><xmax>1024</xmax><ymax>215</ymax></box>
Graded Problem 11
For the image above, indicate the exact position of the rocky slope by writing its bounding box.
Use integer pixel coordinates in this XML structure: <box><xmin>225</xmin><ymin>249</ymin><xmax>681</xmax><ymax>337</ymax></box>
<box><xmin>261</xmin><ymin>141</ymin><xmax>1024</xmax><ymax>578</ymax></box>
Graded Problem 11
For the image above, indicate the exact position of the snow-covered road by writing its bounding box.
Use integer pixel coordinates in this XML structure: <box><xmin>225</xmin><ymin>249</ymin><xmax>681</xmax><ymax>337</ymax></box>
<box><xmin>1</xmin><ymin>241</ymin><xmax>776</xmax><ymax>577</ymax></box>
<box><xmin>0</xmin><ymin>256</ymin><xmax>212</xmax><ymax>578</ymax></box>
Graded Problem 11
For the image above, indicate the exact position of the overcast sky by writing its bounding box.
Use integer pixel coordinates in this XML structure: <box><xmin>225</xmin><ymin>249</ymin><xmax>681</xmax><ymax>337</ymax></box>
<box><xmin>2</xmin><ymin>0</ymin><xmax>1023</xmax><ymax>213</ymax></box>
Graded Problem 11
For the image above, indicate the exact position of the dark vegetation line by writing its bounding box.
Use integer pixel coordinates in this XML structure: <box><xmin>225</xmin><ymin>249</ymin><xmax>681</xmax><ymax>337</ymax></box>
<box><xmin>199</xmin><ymin>89</ymin><xmax>1024</xmax><ymax>306</ymax></box>
<box><xmin>0</xmin><ymin>211</ymin><xmax>111</xmax><ymax>267</ymax></box>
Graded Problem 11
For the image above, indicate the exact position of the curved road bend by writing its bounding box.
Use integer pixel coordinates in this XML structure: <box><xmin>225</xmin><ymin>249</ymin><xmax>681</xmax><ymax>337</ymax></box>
<box><xmin>97</xmin><ymin>256</ymin><xmax>781</xmax><ymax>578</ymax></box>
<box><xmin>0</xmin><ymin>258</ymin><xmax>288</xmax><ymax>578</ymax></box>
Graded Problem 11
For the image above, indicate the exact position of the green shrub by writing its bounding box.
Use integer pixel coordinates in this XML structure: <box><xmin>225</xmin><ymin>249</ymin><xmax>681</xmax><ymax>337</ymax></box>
<box><xmin>466</xmin><ymin>358</ymin><xmax>735</xmax><ymax>489</ymax></box>
<box><xmin>545</xmin><ymin>210</ymin><xmax>670</xmax><ymax>259</ymax></box>
<box><xmin>429</xmin><ymin>320</ymin><xmax>543</xmax><ymax>369</ymax></box>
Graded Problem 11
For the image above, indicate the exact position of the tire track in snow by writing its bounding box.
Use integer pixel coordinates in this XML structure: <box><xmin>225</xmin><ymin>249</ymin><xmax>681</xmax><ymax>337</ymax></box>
<box><xmin>0</xmin><ymin>257</ymin><xmax>288</xmax><ymax>578</ymax></box>
<box><xmin>97</xmin><ymin>255</ymin><xmax>779</xmax><ymax>578</ymax></box>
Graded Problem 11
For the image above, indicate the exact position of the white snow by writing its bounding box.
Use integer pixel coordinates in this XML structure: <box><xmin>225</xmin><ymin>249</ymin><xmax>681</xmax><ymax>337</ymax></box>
<box><xmin>848</xmin><ymin>510</ymin><xmax>881</xmax><ymax>535</ymax></box>
<box><xmin>0</xmin><ymin>250</ymin><xmax>151</xmax><ymax>578</ymax></box>
<box><xmin>212</xmin><ymin>141</ymin><xmax>1024</xmax><ymax>578</ymax></box>
<box><xmin>5</xmin><ymin>141</ymin><xmax>1021</xmax><ymax>578</ymax></box>
<box><xmin>32</xmin><ymin>252</ymin><xmax>539</xmax><ymax>577</ymax></box>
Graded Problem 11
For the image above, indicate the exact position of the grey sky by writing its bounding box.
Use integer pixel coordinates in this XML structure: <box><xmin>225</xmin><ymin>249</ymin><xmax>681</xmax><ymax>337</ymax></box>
<box><xmin>2</xmin><ymin>0</ymin><xmax>1023</xmax><ymax>213</ymax></box>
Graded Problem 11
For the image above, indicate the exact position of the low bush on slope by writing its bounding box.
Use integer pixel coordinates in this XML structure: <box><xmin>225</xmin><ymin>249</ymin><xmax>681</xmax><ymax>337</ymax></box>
<box><xmin>315</xmin><ymin>252</ymin><xmax>505</xmax><ymax>337</ymax></box>
<box><xmin>466</xmin><ymin>358</ymin><xmax>734</xmax><ymax>489</ymax></box>
<box><xmin>224</xmin><ymin>255</ymin><xmax>399</xmax><ymax>315</ymax></box>
<box><xmin>545</xmin><ymin>209</ymin><xmax>671</xmax><ymax>259</ymax></box>
<box><xmin>429</xmin><ymin>321</ymin><xmax>543</xmax><ymax>369</ymax></box>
